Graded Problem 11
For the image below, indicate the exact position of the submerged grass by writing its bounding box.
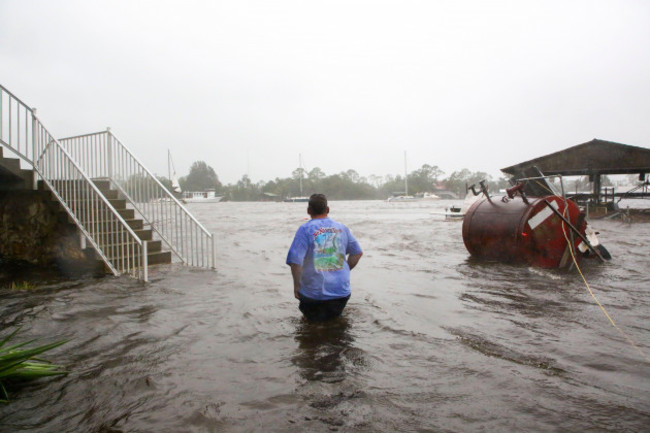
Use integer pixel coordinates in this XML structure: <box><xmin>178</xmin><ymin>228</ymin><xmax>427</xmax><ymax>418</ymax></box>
<box><xmin>0</xmin><ymin>328</ymin><xmax>68</xmax><ymax>403</ymax></box>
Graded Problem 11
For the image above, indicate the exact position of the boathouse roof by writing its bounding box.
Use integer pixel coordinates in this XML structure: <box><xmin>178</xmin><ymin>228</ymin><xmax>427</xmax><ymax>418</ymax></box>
<box><xmin>501</xmin><ymin>139</ymin><xmax>650</xmax><ymax>177</ymax></box>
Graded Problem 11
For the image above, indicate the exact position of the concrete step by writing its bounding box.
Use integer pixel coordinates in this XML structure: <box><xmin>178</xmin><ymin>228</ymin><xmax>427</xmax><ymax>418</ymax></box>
<box><xmin>134</xmin><ymin>228</ymin><xmax>153</xmax><ymax>241</ymax></box>
<box><xmin>38</xmin><ymin>178</ymin><xmax>111</xmax><ymax>188</ymax></box>
<box><xmin>53</xmin><ymin>196</ymin><xmax>128</xmax><ymax>209</ymax></box>
<box><xmin>39</xmin><ymin>193</ymin><xmax>140</xmax><ymax>229</ymax></box>
<box><xmin>0</xmin><ymin>168</ymin><xmax>33</xmax><ymax>190</ymax></box>
<box><xmin>0</xmin><ymin>151</ymin><xmax>34</xmax><ymax>190</ymax></box>
<box><xmin>117</xmin><ymin>208</ymin><xmax>135</xmax><ymax>219</ymax></box>
<box><xmin>37</xmin><ymin>180</ymin><xmax>120</xmax><ymax>199</ymax></box>
<box><xmin>0</xmin><ymin>155</ymin><xmax>21</xmax><ymax>171</ymax></box>
<box><xmin>79</xmin><ymin>217</ymin><xmax>144</xmax><ymax>231</ymax></box>
<box><xmin>59</xmin><ymin>201</ymin><xmax>135</xmax><ymax>220</ymax></box>
<box><xmin>92</xmin><ymin>239</ymin><xmax>162</xmax><ymax>253</ymax></box>
<box><xmin>89</xmin><ymin>207</ymin><xmax>134</xmax><ymax>219</ymax></box>
<box><xmin>102</xmin><ymin>228</ymin><xmax>153</xmax><ymax>242</ymax></box>
<box><xmin>148</xmin><ymin>251</ymin><xmax>172</xmax><ymax>265</ymax></box>
<box><xmin>80</xmin><ymin>227</ymin><xmax>153</xmax><ymax>244</ymax></box>
<box><xmin>91</xmin><ymin>179</ymin><xmax>111</xmax><ymax>190</ymax></box>
<box><xmin>108</xmin><ymin>198</ymin><xmax>127</xmax><ymax>209</ymax></box>
<box><xmin>95</xmin><ymin>250</ymin><xmax>172</xmax><ymax>270</ymax></box>
<box><xmin>62</xmin><ymin>203</ymin><xmax>134</xmax><ymax>220</ymax></box>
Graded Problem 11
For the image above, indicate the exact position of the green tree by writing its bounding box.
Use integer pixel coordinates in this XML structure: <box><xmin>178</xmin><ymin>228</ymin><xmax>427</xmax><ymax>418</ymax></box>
<box><xmin>181</xmin><ymin>161</ymin><xmax>222</xmax><ymax>192</ymax></box>
<box><xmin>408</xmin><ymin>164</ymin><xmax>444</xmax><ymax>194</ymax></box>
<box><xmin>342</xmin><ymin>169</ymin><xmax>361</xmax><ymax>184</ymax></box>
<box><xmin>379</xmin><ymin>174</ymin><xmax>406</xmax><ymax>198</ymax></box>
<box><xmin>367</xmin><ymin>174</ymin><xmax>383</xmax><ymax>189</ymax></box>
<box><xmin>227</xmin><ymin>174</ymin><xmax>260</xmax><ymax>201</ymax></box>
<box><xmin>443</xmin><ymin>169</ymin><xmax>494</xmax><ymax>197</ymax></box>
<box><xmin>308</xmin><ymin>167</ymin><xmax>325</xmax><ymax>181</ymax></box>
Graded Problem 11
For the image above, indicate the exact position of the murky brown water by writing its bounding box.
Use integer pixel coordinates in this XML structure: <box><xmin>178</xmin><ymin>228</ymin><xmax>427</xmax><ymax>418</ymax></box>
<box><xmin>1</xmin><ymin>200</ymin><xmax>648</xmax><ymax>432</ymax></box>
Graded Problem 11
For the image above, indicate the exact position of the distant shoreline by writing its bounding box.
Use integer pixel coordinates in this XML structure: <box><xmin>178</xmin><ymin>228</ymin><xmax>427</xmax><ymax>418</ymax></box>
<box><xmin>589</xmin><ymin>207</ymin><xmax>650</xmax><ymax>222</ymax></box>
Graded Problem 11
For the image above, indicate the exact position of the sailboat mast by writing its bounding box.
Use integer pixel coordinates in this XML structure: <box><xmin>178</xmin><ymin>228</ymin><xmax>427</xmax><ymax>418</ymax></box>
<box><xmin>168</xmin><ymin>149</ymin><xmax>172</xmax><ymax>181</ymax></box>
<box><xmin>299</xmin><ymin>153</ymin><xmax>304</xmax><ymax>196</ymax></box>
<box><xmin>404</xmin><ymin>151</ymin><xmax>408</xmax><ymax>196</ymax></box>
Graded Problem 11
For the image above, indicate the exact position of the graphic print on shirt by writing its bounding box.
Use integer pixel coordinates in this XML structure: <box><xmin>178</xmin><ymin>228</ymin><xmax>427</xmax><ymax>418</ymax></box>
<box><xmin>312</xmin><ymin>227</ymin><xmax>345</xmax><ymax>271</ymax></box>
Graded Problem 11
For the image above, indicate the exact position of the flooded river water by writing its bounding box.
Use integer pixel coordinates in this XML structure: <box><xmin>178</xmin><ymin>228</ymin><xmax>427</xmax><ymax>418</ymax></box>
<box><xmin>1</xmin><ymin>199</ymin><xmax>648</xmax><ymax>432</ymax></box>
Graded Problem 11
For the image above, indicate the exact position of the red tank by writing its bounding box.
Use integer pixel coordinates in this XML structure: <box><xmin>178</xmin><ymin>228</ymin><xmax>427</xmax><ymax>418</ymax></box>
<box><xmin>462</xmin><ymin>195</ymin><xmax>586</xmax><ymax>268</ymax></box>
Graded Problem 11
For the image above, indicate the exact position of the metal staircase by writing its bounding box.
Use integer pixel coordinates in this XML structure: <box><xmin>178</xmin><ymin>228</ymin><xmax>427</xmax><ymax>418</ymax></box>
<box><xmin>0</xmin><ymin>84</ymin><xmax>214</xmax><ymax>281</ymax></box>
<box><xmin>58</xmin><ymin>129</ymin><xmax>215</xmax><ymax>269</ymax></box>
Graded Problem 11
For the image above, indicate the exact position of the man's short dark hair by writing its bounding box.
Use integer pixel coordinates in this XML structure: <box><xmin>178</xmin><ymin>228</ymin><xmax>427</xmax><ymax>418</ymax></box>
<box><xmin>308</xmin><ymin>193</ymin><xmax>328</xmax><ymax>215</ymax></box>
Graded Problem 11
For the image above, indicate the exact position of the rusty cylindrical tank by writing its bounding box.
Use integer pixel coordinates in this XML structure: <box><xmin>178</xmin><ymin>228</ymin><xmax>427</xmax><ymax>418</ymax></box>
<box><xmin>462</xmin><ymin>195</ymin><xmax>585</xmax><ymax>268</ymax></box>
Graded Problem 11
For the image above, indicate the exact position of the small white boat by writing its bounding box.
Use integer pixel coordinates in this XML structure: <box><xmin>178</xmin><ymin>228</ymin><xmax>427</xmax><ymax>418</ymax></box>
<box><xmin>283</xmin><ymin>196</ymin><xmax>309</xmax><ymax>202</ymax></box>
<box><xmin>386</xmin><ymin>195</ymin><xmax>419</xmax><ymax>202</ymax></box>
<box><xmin>432</xmin><ymin>192</ymin><xmax>481</xmax><ymax>220</ymax></box>
<box><xmin>182</xmin><ymin>190</ymin><xmax>223</xmax><ymax>203</ymax></box>
<box><xmin>416</xmin><ymin>192</ymin><xmax>441</xmax><ymax>201</ymax></box>
<box><xmin>443</xmin><ymin>205</ymin><xmax>464</xmax><ymax>220</ymax></box>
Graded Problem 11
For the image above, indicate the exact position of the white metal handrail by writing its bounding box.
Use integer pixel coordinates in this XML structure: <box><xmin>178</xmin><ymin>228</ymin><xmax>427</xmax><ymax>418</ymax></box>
<box><xmin>0</xmin><ymin>85</ymin><xmax>34</xmax><ymax>163</ymax></box>
<box><xmin>1</xmin><ymin>84</ymin><xmax>149</xmax><ymax>281</ymax></box>
<box><xmin>58</xmin><ymin>129</ymin><xmax>215</xmax><ymax>268</ymax></box>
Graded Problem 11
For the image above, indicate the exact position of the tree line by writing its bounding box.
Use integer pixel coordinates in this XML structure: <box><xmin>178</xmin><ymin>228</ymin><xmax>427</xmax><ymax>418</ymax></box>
<box><xmin>158</xmin><ymin>160</ymin><xmax>513</xmax><ymax>201</ymax></box>
<box><xmin>152</xmin><ymin>161</ymin><xmax>636</xmax><ymax>202</ymax></box>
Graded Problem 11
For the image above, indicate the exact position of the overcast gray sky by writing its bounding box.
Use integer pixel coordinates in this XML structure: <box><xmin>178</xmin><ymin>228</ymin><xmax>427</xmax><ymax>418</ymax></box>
<box><xmin>2</xmin><ymin>0</ymin><xmax>649</xmax><ymax>184</ymax></box>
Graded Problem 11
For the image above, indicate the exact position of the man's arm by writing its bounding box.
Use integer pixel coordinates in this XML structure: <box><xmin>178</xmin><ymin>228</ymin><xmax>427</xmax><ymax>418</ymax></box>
<box><xmin>289</xmin><ymin>263</ymin><xmax>302</xmax><ymax>299</ymax></box>
<box><xmin>347</xmin><ymin>252</ymin><xmax>363</xmax><ymax>270</ymax></box>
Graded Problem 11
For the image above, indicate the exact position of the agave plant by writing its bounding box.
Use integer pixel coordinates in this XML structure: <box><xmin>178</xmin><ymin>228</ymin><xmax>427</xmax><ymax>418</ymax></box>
<box><xmin>0</xmin><ymin>328</ymin><xmax>68</xmax><ymax>403</ymax></box>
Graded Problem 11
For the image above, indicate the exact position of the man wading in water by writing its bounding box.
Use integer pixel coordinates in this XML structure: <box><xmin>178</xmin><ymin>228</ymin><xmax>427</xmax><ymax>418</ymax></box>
<box><xmin>286</xmin><ymin>194</ymin><xmax>363</xmax><ymax>322</ymax></box>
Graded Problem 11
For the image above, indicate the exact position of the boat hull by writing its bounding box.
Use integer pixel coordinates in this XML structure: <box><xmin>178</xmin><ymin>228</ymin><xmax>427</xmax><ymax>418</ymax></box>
<box><xmin>386</xmin><ymin>195</ymin><xmax>418</xmax><ymax>202</ymax></box>
<box><xmin>183</xmin><ymin>197</ymin><xmax>223</xmax><ymax>203</ymax></box>
<box><xmin>182</xmin><ymin>192</ymin><xmax>223</xmax><ymax>203</ymax></box>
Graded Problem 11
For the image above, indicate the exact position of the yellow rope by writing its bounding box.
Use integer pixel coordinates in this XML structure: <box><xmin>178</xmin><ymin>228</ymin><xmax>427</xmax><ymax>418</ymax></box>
<box><xmin>559</xmin><ymin>204</ymin><xmax>650</xmax><ymax>363</ymax></box>
<box><xmin>513</xmin><ymin>182</ymin><xmax>647</xmax><ymax>361</ymax></box>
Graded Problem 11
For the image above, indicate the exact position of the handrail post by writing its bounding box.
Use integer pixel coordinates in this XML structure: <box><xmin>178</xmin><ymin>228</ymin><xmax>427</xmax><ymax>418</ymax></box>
<box><xmin>31</xmin><ymin>108</ymin><xmax>38</xmax><ymax>189</ymax></box>
<box><xmin>142</xmin><ymin>240</ymin><xmax>149</xmax><ymax>282</ymax></box>
<box><xmin>106</xmin><ymin>127</ymin><xmax>113</xmax><ymax>182</ymax></box>
<box><xmin>212</xmin><ymin>235</ymin><xmax>216</xmax><ymax>269</ymax></box>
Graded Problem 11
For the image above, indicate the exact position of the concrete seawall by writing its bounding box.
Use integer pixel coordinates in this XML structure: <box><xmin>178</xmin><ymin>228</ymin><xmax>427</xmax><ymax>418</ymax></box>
<box><xmin>0</xmin><ymin>190</ymin><xmax>96</xmax><ymax>276</ymax></box>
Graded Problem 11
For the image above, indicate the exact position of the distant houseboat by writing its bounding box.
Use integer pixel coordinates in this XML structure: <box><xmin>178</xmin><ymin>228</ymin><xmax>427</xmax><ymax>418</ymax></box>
<box><xmin>183</xmin><ymin>190</ymin><xmax>223</xmax><ymax>203</ymax></box>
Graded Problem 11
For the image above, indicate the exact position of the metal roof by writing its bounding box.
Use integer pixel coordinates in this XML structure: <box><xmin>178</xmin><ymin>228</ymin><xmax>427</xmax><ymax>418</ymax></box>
<box><xmin>501</xmin><ymin>139</ymin><xmax>650</xmax><ymax>176</ymax></box>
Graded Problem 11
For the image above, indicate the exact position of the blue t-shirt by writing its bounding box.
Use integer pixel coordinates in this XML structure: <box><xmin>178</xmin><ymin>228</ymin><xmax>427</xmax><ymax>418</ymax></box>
<box><xmin>286</xmin><ymin>217</ymin><xmax>362</xmax><ymax>300</ymax></box>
